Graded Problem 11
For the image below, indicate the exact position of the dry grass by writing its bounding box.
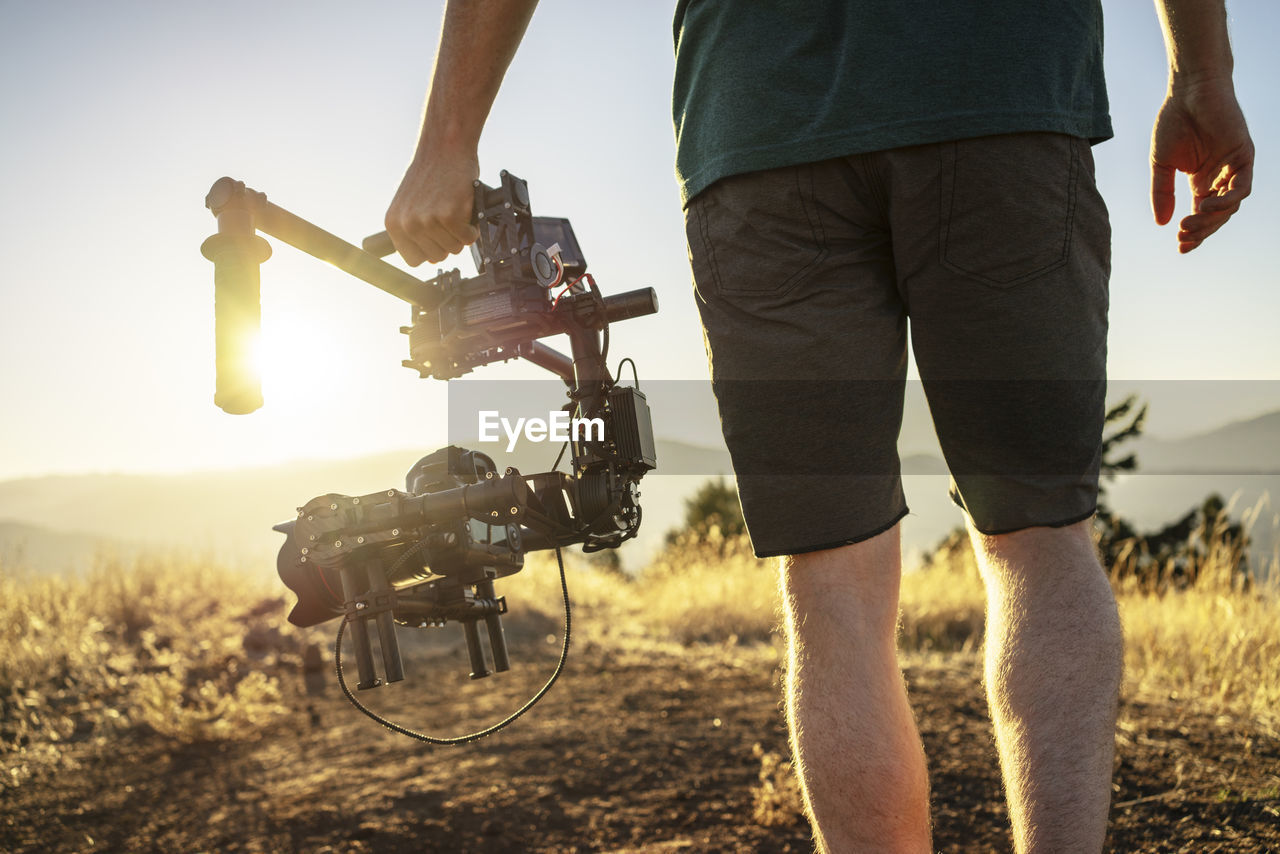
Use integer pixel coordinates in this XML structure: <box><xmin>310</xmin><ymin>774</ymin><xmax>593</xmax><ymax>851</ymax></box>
<box><xmin>750</xmin><ymin>742</ymin><xmax>805</xmax><ymax>827</ymax></box>
<box><xmin>3</xmin><ymin>506</ymin><xmax>1276</xmax><ymax>791</ymax></box>
<box><xmin>900</xmin><ymin>534</ymin><xmax>985</xmax><ymax>654</ymax></box>
<box><xmin>613</xmin><ymin>513</ymin><xmax>1280</xmax><ymax>734</ymax></box>
<box><xmin>503</xmin><ymin>525</ymin><xmax>777</xmax><ymax>648</ymax></box>
<box><xmin>1107</xmin><ymin>496</ymin><xmax>1280</xmax><ymax>733</ymax></box>
<box><xmin>633</xmin><ymin>526</ymin><xmax>776</xmax><ymax>645</ymax></box>
<box><xmin>1120</xmin><ymin>587</ymin><xmax>1280</xmax><ymax>731</ymax></box>
<box><xmin>0</xmin><ymin>553</ymin><xmax>296</xmax><ymax>787</ymax></box>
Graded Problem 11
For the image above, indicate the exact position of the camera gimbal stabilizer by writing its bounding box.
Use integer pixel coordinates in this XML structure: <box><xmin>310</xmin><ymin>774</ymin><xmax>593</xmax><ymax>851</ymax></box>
<box><xmin>201</xmin><ymin>171</ymin><xmax>658</xmax><ymax>740</ymax></box>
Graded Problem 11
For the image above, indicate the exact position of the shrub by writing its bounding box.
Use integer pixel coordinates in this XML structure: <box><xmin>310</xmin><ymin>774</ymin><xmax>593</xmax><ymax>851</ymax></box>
<box><xmin>664</xmin><ymin>477</ymin><xmax>746</xmax><ymax>546</ymax></box>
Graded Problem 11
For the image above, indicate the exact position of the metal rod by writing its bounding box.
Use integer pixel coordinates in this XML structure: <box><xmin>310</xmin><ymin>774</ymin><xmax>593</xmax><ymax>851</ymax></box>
<box><xmin>366</xmin><ymin>564</ymin><xmax>404</xmax><ymax>684</ymax></box>
<box><xmin>205</xmin><ymin>178</ymin><xmax>439</xmax><ymax>309</ymax></box>
<box><xmin>338</xmin><ymin>564</ymin><xmax>381</xmax><ymax>690</ymax></box>
<box><xmin>256</xmin><ymin>202</ymin><xmax>439</xmax><ymax>309</ymax></box>
<box><xmin>476</xmin><ymin>579</ymin><xmax>510</xmax><ymax>672</ymax></box>
<box><xmin>462</xmin><ymin>619</ymin><xmax>491</xmax><ymax>680</ymax></box>
<box><xmin>568</xmin><ymin>326</ymin><xmax>611</xmax><ymax>418</ymax></box>
<box><xmin>520</xmin><ymin>341</ymin><xmax>575</xmax><ymax>383</ymax></box>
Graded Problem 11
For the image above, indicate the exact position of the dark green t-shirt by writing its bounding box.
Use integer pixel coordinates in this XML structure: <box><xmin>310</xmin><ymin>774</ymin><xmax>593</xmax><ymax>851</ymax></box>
<box><xmin>672</xmin><ymin>0</ymin><xmax>1112</xmax><ymax>205</ymax></box>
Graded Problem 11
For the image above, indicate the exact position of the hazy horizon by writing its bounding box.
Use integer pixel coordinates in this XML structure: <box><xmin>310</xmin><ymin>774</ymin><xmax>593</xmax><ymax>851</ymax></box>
<box><xmin>1</xmin><ymin>382</ymin><xmax>1276</xmax><ymax>482</ymax></box>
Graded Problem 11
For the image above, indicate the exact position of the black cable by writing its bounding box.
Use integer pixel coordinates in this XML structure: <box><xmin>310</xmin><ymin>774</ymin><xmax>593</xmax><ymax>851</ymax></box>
<box><xmin>523</xmin><ymin>504</ymin><xmax>577</xmax><ymax>540</ymax></box>
<box><xmin>551</xmin><ymin>439</ymin><xmax>569</xmax><ymax>473</ymax></box>
<box><xmin>333</xmin><ymin>547</ymin><xmax>572</xmax><ymax>744</ymax></box>
<box><xmin>587</xmin><ymin>274</ymin><xmax>610</xmax><ymax>367</ymax></box>
<box><xmin>385</xmin><ymin>537</ymin><xmax>429</xmax><ymax>578</ymax></box>
<box><xmin>614</xmin><ymin>357</ymin><xmax>640</xmax><ymax>389</ymax></box>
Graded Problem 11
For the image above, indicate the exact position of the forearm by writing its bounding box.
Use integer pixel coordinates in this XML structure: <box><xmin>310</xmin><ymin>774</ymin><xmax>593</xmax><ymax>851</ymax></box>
<box><xmin>416</xmin><ymin>0</ymin><xmax>540</xmax><ymax>158</ymax></box>
<box><xmin>385</xmin><ymin>0</ymin><xmax>538</xmax><ymax>264</ymax></box>
<box><xmin>1154</xmin><ymin>0</ymin><xmax>1235</xmax><ymax>90</ymax></box>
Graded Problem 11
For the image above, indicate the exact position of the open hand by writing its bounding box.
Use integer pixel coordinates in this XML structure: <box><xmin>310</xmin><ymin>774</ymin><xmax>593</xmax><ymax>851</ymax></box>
<box><xmin>1150</xmin><ymin>79</ymin><xmax>1254</xmax><ymax>253</ymax></box>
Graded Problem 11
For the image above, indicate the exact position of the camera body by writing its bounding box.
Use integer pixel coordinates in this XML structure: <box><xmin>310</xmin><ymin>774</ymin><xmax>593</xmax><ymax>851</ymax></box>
<box><xmin>403</xmin><ymin>171</ymin><xmax>590</xmax><ymax>380</ymax></box>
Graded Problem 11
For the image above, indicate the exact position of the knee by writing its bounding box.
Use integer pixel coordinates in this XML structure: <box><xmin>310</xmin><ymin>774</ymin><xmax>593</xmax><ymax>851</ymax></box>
<box><xmin>779</xmin><ymin>525</ymin><xmax>903</xmax><ymax>639</ymax></box>
<box><xmin>968</xmin><ymin>518</ymin><xmax>1101</xmax><ymax>582</ymax></box>
<box><xmin>969</xmin><ymin>520</ymin><xmax>1119</xmax><ymax>633</ymax></box>
<box><xmin>781</xmin><ymin>523</ymin><xmax>902</xmax><ymax>594</ymax></box>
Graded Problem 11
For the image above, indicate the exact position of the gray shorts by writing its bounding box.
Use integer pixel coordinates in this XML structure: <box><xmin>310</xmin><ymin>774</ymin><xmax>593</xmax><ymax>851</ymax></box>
<box><xmin>683</xmin><ymin>133</ymin><xmax>1110</xmax><ymax>557</ymax></box>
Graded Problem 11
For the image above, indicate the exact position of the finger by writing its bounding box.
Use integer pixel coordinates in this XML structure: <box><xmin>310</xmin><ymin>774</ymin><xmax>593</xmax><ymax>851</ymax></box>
<box><xmin>424</xmin><ymin>217</ymin><xmax>473</xmax><ymax>263</ymax></box>
<box><xmin>387</xmin><ymin>222</ymin><xmax>453</xmax><ymax>267</ymax></box>
<box><xmin>422</xmin><ymin>221</ymin><xmax>465</xmax><ymax>257</ymax></box>
<box><xmin>1150</xmin><ymin>161</ymin><xmax>1177</xmax><ymax>225</ymax></box>
<box><xmin>441</xmin><ymin>216</ymin><xmax>480</xmax><ymax>249</ymax></box>
<box><xmin>1180</xmin><ymin>207</ymin><xmax>1238</xmax><ymax>233</ymax></box>
<box><xmin>397</xmin><ymin>216</ymin><xmax>465</xmax><ymax>265</ymax></box>
<box><xmin>1188</xmin><ymin>166</ymin><xmax>1217</xmax><ymax>202</ymax></box>
<box><xmin>1179</xmin><ymin>220</ymin><xmax>1226</xmax><ymax>248</ymax></box>
<box><xmin>1231</xmin><ymin>156</ymin><xmax>1254</xmax><ymax>198</ymax></box>
<box><xmin>1204</xmin><ymin>160</ymin><xmax>1254</xmax><ymax>212</ymax></box>
<box><xmin>396</xmin><ymin>236</ymin><xmax>427</xmax><ymax>268</ymax></box>
<box><xmin>415</xmin><ymin>233</ymin><xmax>456</xmax><ymax>265</ymax></box>
<box><xmin>1177</xmin><ymin>219</ymin><xmax>1221</xmax><ymax>252</ymax></box>
<box><xmin>1177</xmin><ymin>215</ymin><xmax>1229</xmax><ymax>252</ymax></box>
<box><xmin>1199</xmin><ymin>187</ymin><xmax>1249</xmax><ymax>213</ymax></box>
<box><xmin>384</xmin><ymin>218</ymin><xmax>421</xmax><ymax>267</ymax></box>
<box><xmin>1180</xmin><ymin>205</ymin><xmax>1233</xmax><ymax>230</ymax></box>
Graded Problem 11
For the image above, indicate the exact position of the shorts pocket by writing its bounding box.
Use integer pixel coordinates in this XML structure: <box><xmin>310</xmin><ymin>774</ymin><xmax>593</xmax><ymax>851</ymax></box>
<box><xmin>940</xmin><ymin>134</ymin><xmax>1080</xmax><ymax>289</ymax></box>
<box><xmin>684</xmin><ymin>163</ymin><xmax>827</xmax><ymax>299</ymax></box>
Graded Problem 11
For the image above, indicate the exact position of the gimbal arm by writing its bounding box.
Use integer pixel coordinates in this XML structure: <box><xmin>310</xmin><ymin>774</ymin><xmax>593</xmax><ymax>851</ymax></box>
<box><xmin>202</xmin><ymin>176</ymin><xmax>657</xmax><ymax>411</ymax></box>
<box><xmin>204</xmin><ymin>177</ymin><xmax>437</xmax><ymax>306</ymax></box>
<box><xmin>201</xmin><ymin>177</ymin><xmax>436</xmax><ymax>414</ymax></box>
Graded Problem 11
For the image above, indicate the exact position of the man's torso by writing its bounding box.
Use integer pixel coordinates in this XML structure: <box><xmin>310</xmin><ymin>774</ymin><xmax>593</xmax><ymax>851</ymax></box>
<box><xmin>672</xmin><ymin>0</ymin><xmax>1112</xmax><ymax>204</ymax></box>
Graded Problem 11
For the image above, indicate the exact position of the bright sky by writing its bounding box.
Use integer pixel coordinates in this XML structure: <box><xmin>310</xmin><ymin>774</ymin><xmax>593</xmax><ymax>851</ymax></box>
<box><xmin>1</xmin><ymin>1</ymin><xmax>1277</xmax><ymax>481</ymax></box>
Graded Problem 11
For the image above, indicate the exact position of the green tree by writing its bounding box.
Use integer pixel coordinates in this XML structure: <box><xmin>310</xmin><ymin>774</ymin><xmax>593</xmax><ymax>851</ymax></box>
<box><xmin>926</xmin><ymin>395</ymin><xmax>1150</xmax><ymax>573</ymax></box>
<box><xmin>665</xmin><ymin>477</ymin><xmax>746</xmax><ymax>545</ymax></box>
<box><xmin>1093</xmin><ymin>396</ymin><xmax>1250</xmax><ymax>590</ymax></box>
<box><xmin>1094</xmin><ymin>394</ymin><xmax>1148</xmax><ymax>556</ymax></box>
<box><xmin>1098</xmin><ymin>394</ymin><xmax>1147</xmax><ymax>511</ymax></box>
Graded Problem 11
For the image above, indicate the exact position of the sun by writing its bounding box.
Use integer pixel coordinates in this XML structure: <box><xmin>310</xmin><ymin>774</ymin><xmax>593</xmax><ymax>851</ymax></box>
<box><xmin>253</xmin><ymin>311</ymin><xmax>337</xmax><ymax>408</ymax></box>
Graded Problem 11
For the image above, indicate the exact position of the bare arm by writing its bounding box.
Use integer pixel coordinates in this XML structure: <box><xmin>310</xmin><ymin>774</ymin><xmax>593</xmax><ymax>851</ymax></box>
<box><xmin>385</xmin><ymin>0</ymin><xmax>539</xmax><ymax>266</ymax></box>
<box><xmin>1150</xmin><ymin>0</ymin><xmax>1254</xmax><ymax>253</ymax></box>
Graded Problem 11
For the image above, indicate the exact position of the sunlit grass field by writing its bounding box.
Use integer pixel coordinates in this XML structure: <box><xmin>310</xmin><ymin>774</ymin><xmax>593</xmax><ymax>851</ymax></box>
<box><xmin>3</xmin><ymin>511</ymin><xmax>1277</xmax><ymax>791</ymax></box>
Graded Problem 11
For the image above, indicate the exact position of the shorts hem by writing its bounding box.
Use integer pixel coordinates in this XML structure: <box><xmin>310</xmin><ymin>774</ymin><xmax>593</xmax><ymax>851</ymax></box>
<box><xmin>964</xmin><ymin>505</ymin><xmax>1098</xmax><ymax>537</ymax></box>
<box><xmin>752</xmin><ymin>505</ymin><xmax>910</xmax><ymax>559</ymax></box>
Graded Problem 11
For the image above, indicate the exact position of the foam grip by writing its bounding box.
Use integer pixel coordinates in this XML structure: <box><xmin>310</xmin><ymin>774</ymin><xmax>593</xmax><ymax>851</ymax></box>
<box><xmin>603</xmin><ymin>287</ymin><xmax>660</xmax><ymax>323</ymax></box>
<box><xmin>202</xmin><ymin>228</ymin><xmax>271</xmax><ymax>414</ymax></box>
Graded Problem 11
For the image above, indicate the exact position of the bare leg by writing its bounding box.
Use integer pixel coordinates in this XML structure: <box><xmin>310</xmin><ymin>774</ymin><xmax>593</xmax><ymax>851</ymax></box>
<box><xmin>780</xmin><ymin>523</ymin><xmax>931</xmax><ymax>853</ymax></box>
<box><xmin>970</xmin><ymin>519</ymin><xmax>1123</xmax><ymax>853</ymax></box>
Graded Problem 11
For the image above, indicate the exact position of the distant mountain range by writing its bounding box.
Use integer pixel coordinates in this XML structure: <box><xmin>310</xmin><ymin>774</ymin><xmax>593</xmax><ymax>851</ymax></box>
<box><xmin>1130</xmin><ymin>409</ymin><xmax>1280</xmax><ymax>474</ymax></box>
<box><xmin>1105</xmin><ymin>411</ymin><xmax>1280</xmax><ymax>563</ymax></box>
<box><xmin>0</xmin><ymin>440</ymin><xmax>733</xmax><ymax>576</ymax></box>
<box><xmin>1</xmin><ymin>410</ymin><xmax>1276</xmax><ymax>577</ymax></box>
<box><xmin>0</xmin><ymin>520</ymin><xmax>145</xmax><ymax>574</ymax></box>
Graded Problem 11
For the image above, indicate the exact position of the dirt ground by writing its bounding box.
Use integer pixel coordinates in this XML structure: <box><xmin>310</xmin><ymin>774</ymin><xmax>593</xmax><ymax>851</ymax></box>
<box><xmin>3</xmin><ymin>633</ymin><xmax>1278</xmax><ymax>853</ymax></box>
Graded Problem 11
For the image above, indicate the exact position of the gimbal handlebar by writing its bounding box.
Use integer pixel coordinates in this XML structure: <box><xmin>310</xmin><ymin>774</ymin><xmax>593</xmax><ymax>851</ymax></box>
<box><xmin>200</xmin><ymin>175</ymin><xmax>657</xmax><ymax>411</ymax></box>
